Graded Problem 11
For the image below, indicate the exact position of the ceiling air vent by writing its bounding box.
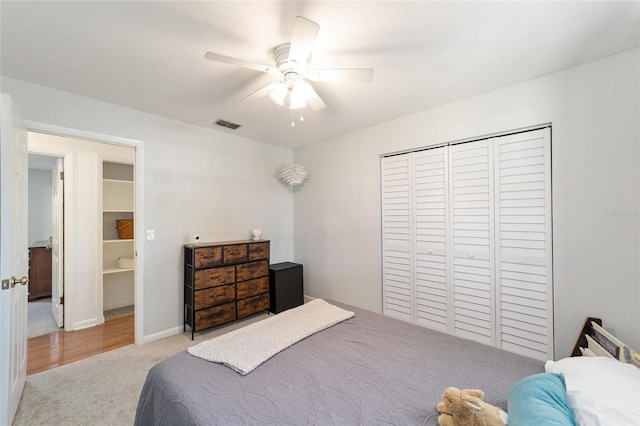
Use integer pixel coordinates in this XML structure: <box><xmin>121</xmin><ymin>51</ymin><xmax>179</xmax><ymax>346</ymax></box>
<box><xmin>215</xmin><ymin>119</ymin><xmax>241</xmax><ymax>130</ymax></box>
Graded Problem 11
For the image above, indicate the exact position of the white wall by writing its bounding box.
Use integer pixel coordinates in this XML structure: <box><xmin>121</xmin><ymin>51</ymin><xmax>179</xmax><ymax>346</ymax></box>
<box><xmin>293</xmin><ymin>48</ymin><xmax>640</xmax><ymax>359</ymax></box>
<box><xmin>27</xmin><ymin>169</ymin><xmax>52</xmax><ymax>245</ymax></box>
<box><xmin>3</xmin><ymin>76</ymin><xmax>295</xmax><ymax>339</ymax></box>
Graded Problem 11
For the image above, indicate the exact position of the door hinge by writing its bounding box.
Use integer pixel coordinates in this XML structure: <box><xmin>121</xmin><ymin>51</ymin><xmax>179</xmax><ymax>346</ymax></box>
<box><xmin>59</xmin><ymin>171</ymin><xmax>64</xmax><ymax>180</ymax></box>
<box><xmin>60</xmin><ymin>296</ymin><xmax>64</xmax><ymax>305</ymax></box>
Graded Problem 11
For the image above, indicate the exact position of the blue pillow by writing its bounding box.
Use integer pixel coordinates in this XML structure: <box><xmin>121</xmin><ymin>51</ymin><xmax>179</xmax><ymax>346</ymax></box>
<box><xmin>508</xmin><ymin>372</ymin><xmax>577</xmax><ymax>426</ymax></box>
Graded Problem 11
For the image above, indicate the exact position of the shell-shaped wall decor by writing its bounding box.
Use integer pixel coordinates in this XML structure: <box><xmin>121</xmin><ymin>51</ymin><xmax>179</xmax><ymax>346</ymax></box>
<box><xmin>279</xmin><ymin>164</ymin><xmax>309</xmax><ymax>186</ymax></box>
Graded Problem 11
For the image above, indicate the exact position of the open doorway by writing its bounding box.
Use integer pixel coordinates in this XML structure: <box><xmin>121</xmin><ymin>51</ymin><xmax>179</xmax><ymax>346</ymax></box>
<box><xmin>26</xmin><ymin>125</ymin><xmax>144</xmax><ymax>346</ymax></box>
<box><xmin>26</xmin><ymin>154</ymin><xmax>61</xmax><ymax>338</ymax></box>
<box><xmin>28</xmin><ymin>129</ymin><xmax>142</xmax><ymax>343</ymax></box>
<box><xmin>27</xmin><ymin>153</ymin><xmax>136</xmax><ymax>340</ymax></box>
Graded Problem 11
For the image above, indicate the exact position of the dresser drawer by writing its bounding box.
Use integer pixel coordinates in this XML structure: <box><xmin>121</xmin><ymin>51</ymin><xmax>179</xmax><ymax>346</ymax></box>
<box><xmin>248</xmin><ymin>241</ymin><xmax>269</xmax><ymax>260</ymax></box>
<box><xmin>195</xmin><ymin>302</ymin><xmax>236</xmax><ymax>331</ymax></box>
<box><xmin>236</xmin><ymin>260</ymin><xmax>268</xmax><ymax>281</ymax></box>
<box><xmin>224</xmin><ymin>244</ymin><xmax>247</xmax><ymax>262</ymax></box>
<box><xmin>195</xmin><ymin>284</ymin><xmax>236</xmax><ymax>310</ymax></box>
<box><xmin>194</xmin><ymin>246</ymin><xmax>222</xmax><ymax>268</ymax></box>
<box><xmin>237</xmin><ymin>293</ymin><xmax>269</xmax><ymax>318</ymax></box>
<box><xmin>236</xmin><ymin>277</ymin><xmax>268</xmax><ymax>299</ymax></box>
<box><xmin>194</xmin><ymin>265</ymin><xmax>235</xmax><ymax>290</ymax></box>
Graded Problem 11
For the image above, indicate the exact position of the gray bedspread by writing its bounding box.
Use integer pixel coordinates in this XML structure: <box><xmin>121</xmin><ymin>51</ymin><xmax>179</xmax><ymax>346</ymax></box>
<box><xmin>135</xmin><ymin>302</ymin><xmax>544</xmax><ymax>425</ymax></box>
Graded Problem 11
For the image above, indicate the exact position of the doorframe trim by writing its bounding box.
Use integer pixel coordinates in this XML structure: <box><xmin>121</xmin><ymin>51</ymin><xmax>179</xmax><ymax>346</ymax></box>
<box><xmin>24</xmin><ymin>120</ymin><xmax>145</xmax><ymax>345</ymax></box>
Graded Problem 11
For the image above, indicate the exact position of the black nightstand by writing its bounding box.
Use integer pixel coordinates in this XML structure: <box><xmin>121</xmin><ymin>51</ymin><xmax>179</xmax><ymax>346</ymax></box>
<box><xmin>269</xmin><ymin>262</ymin><xmax>303</xmax><ymax>314</ymax></box>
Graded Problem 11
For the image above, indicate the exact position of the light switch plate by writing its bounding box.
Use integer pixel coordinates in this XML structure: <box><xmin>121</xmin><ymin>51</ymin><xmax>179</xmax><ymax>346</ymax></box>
<box><xmin>146</xmin><ymin>229</ymin><xmax>156</xmax><ymax>241</ymax></box>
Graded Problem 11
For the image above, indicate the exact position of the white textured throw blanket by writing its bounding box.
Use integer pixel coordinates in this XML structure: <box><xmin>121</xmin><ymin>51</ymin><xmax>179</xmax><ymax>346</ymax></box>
<box><xmin>187</xmin><ymin>299</ymin><xmax>355</xmax><ymax>375</ymax></box>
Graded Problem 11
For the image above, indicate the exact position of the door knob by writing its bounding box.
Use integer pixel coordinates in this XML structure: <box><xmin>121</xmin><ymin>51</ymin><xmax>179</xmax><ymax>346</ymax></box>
<box><xmin>11</xmin><ymin>276</ymin><xmax>28</xmax><ymax>288</ymax></box>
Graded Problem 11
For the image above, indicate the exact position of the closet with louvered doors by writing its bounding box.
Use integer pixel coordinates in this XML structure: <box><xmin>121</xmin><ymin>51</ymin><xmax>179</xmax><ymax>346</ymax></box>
<box><xmin>382</xmin><ymin>127</ymin><xmax>553</xmax><ymax>361</ymax></box>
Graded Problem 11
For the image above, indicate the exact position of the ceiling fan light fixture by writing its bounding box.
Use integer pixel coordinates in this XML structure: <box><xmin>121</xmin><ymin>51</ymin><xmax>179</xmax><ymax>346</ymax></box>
<box><xmin>205</xmin><ymin>16</ymin><xmax>373</xmax><ymax>119</ymax></box>
<box><xmin>289</xmin><ymin>81</ymin><xmax>309</xmax><ymax>110</ymax></box>
<box><xmin>267</xmin><ymin>82</ymin><xmax>287</xmax><ymax>106</ymax></box>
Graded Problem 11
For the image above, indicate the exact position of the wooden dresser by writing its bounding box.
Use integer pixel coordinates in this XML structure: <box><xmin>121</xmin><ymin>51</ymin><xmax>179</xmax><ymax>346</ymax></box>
<box><xmin>28</xmin><ymin>241</ymin><xmax>52</xmax><ymax>302</ymax></box>
<box><xmin>184</xmin><ymin>240</ymin><xmax>270</xmax><ymax>339</ymax></box>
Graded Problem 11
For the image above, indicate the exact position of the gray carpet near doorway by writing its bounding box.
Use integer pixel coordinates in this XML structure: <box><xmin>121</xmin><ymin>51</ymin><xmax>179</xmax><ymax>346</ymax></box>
<box><xmin>28</xmin><ymin>298</ymin><xmax>61</xmax><ymax>338</ymax></box>
<box><xmin>13</xmin><ymin>311</ymin><xmax>269</xmax><ymax>426</ymax></box>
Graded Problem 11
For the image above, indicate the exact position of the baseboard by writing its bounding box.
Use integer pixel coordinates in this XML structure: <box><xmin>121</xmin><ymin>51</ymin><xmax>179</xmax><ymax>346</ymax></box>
<box><xmin>142</xmin><ymin>325</ymin><xmax>184</xmax><ymax>344</ymax></box>
<box><xmin>69</xmin><ymin>317</ymin><xmax>102</xmax><ymax>331</ymax></box>
<box><xmin>103</xmin><ymin>301</ymin><xmax>133</xmax><ymax>311</ymax></box>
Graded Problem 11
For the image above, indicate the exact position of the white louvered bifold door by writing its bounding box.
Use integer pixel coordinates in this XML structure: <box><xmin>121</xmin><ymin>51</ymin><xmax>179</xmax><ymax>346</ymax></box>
<box><xmin>413</xmin><ymin>148</ymin><xmax>449</xmax><ymax>331</ymax></box>
<box><xmin>381</xmin><ymin>156</ymin><xmax>414</xmax><ymax>322</ymax></box>
<box><xmin>381</xmin><ymin>127</ymin><xmax>553</xmax><ymax>357</ymax></box>
<box><xmin>449</xmin><ymin>141</ymin><xmax>495</xmax><ymax>345</ymax></box>
<box><xmin>494</xmin><ymin>128</ymin><xmax>553</xmax><ymax>360</ymax></box>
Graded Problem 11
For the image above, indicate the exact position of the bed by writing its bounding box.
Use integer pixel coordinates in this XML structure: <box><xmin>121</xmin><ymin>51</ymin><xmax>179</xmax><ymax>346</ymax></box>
<box><xmin>135</xmin><ymin>301</ymin><xmax>547</xmax><ymax>425</ymax></box>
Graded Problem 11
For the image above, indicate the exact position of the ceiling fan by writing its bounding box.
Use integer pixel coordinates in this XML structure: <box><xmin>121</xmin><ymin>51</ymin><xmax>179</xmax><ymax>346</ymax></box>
<box><xmin>204</xmin><ymin>16</ymin><xmax>374</xmax><ymax>114</ymax></box>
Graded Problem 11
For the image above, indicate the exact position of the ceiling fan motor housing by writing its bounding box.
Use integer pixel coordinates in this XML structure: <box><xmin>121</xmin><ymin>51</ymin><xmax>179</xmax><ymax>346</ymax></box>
<box><xmin>274</xmin><ymin>43</ymin><xmax>310</xmax><ymax>85</ymax></box>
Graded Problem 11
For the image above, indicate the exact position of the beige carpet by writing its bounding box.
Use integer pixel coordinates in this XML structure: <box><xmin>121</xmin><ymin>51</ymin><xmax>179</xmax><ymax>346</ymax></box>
<box><xmin>13</xmin><ymin>312</ymin><xmax>269</xmax><ymax>426</ymax></box>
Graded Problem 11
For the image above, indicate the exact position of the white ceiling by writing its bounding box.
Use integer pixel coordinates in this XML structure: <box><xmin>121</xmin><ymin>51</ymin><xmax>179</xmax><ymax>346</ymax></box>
<box><xmin>1</xmin><ymin>1</ymin><xmax>638</xmax><ymax>148</ymax></box>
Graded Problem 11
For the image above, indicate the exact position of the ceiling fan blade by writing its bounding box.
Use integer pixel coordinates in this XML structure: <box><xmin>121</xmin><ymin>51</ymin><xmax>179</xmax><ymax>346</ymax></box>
<box><xmin>308</xmin><ymin>68</ymin><xmax>375</xmax><ymax>83</ymax></box>
<box><xmin>304</xmin><ymin>84</ymin><xmax>326</xmax><ymax>111</ymax></box>
<box><xmin>205</xmin><ymin>52</ymin><xmax>279</xmax><ymax>75</ymax></box>
<box><xmin>242</xmin><ymin>82</ymin><xmax>278</xmax><ymax>103</ymax></box>
<box><xmin>288</xmin><ymin>16</ymin><xmax>320</xmax><ymax>63</ymax></box>
<box><xmin>242</xmin><ymin>81</ymin><xmax>286</xmax><ymax>105</ymax></box>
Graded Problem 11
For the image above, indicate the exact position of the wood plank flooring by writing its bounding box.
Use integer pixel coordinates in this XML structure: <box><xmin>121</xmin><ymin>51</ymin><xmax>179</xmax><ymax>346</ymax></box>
<box><xmin>27</xmin><ymin>315</ymin><xmax>134</xmax><ymax>376</ymax></box>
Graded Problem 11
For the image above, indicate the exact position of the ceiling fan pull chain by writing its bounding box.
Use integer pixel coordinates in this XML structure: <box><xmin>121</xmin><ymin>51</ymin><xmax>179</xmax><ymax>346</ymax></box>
<box><xmin>291</xmin><ymin>108</ymin><xmax>295</xmax><ymax>127</ymax></box>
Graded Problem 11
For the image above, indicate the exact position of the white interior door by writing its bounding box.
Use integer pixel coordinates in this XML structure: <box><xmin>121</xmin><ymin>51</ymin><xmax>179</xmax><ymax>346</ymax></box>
<box><xmin>381</xmin><ymin>155</ymin><xmax>413</xmax><ymax>322</ymax></box>
<box><xmin>0</xmin><ymin>94</ymin><xmax>29</xmax><ymax>425</ymax></box>
<box><xmin>413</xmin><ymin>148</ymin><xmax>449</xmax><ymax>332</ymax></box>
<box><xmin>448</xmin><ymin>140</ymin><xmax>495</xmax><ymax>346</ymax></box>
<box><xmin>494</xmin><ymin>128</ymin><xmax>553</xmax><ymax>360</ymax></box>
<box><xmin>51</xmin><ymin>157</ymin><xmax>64</xmax><ymax>327</ymax></box>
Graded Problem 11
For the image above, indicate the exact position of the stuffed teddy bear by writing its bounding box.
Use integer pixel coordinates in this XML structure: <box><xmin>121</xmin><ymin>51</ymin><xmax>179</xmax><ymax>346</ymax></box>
<box><xmin>436</xmin><ymin>387</ymin><xmax>508</xmax><ymax>426</ymax></box>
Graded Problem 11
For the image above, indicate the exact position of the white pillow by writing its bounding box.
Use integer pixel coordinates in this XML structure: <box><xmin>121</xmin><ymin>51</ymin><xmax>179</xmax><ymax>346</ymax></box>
<box><xmin>545</xmin><ymin>357</ymin><xmax>640</xmax><ymax>426</ymax></box>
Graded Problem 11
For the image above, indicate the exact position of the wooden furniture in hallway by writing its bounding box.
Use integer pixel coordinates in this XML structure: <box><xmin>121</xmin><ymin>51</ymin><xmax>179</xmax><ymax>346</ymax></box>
<box><xmin>27</xmin><ymin>315</ymin><xmax>134</xmax><ymax>376</ymax></box>
<box><xmin>28</xmin><ymin>241</ymin><xmax>52</xmax><ymax>301</ymax></box>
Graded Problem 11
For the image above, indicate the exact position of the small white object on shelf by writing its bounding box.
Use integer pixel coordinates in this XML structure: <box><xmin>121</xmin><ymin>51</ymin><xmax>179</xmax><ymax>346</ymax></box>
<box><xmin>118</xmin><ymin>255</ymin><xmax>134</xmax><ymax>269</ymax></box>
<box><xmin>252</xmin><ymin>229</ymin><xmax>262</xmax><ymax>240</ymax></box>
